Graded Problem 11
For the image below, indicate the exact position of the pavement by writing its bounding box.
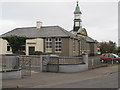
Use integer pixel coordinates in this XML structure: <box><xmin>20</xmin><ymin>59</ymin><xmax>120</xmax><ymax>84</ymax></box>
<box><xmin>2</xmin><ymin>64</ymin><xmax>119</xmax><ymax>88</ymax></box>
<box><xmin>45</xmin><ymin>72</ymin><xmax>118</xmax><ymax>88</ymax></box>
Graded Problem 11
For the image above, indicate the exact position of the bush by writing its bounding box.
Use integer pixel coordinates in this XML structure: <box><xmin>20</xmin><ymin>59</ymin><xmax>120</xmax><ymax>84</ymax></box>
<box><xmin>14</xmin><ymin>51</ymin><xmax>26</xmax><ymax>55</ymax></box>
<box><xmin>31</xmin><ymin>51</ymin><xmax>42</xmax><ymax>55</ymax></box>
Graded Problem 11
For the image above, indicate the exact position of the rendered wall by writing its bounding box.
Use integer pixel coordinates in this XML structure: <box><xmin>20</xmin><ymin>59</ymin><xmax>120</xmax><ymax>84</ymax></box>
<box><xmin>0</xmin><ymin>38</ymin><xmax>12</xmax><ymax>54</ymax></box>
<box><xmin>59</xmin><ymin>64</ymin><xmax>88</xmax><ymax>72</ymax></box>
<box><xmin>26</xmin><ymin>38</ymin><xmax>44</xmax><ymax>55</ymax></box>
<box><xmin>2</xmin><ymin>70</ymin><xmax>21</xmax><ymax>79</ymax></box>
<box><xmin>45</xmin><ymin>55</ymin><xmax>88</xmax><ymax>73</ymax></box>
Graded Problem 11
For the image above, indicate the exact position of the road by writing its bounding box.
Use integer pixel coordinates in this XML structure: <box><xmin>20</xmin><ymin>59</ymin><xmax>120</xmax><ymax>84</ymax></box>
<box><xmin>2</xmin><ymin>64</ymin><xmax>119</xmax><ymax>88</ymax></box>
<box><xmin>46</xmin><ymin>72</ymin><xmax>118</xmax><ymax>88</ymax></box>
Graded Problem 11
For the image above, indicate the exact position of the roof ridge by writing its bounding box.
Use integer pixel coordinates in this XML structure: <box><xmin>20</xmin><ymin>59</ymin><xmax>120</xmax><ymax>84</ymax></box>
<box><xmin>0</xmin><ymin>29</ymin><xmax>16</xmax><ymax>36</ymax></box>
<box><xmin>57</xmin><ymin>26</ymin><xmax>75</xmax><ymax>37</ymax></box>
<box><xmin>14</xmin><ymin>25</ymin><xmax>59</xmax><ymax>29</ymax></box>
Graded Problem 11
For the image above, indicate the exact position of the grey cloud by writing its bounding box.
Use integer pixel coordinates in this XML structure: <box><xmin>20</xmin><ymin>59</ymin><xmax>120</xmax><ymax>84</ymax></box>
<box><xmin>1</xmin><ymin>2</ymin><xmax>118</xmax><ymax>45</ymax></box>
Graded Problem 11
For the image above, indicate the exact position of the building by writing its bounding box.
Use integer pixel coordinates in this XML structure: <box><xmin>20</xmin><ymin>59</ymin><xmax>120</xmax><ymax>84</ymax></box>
<box><xmin>70</xmin><ymin>1</ymin><xmax>97</xmax><ymax>56</ymax></box>
<box><xmin>0</xmin><ymin>23</ymin><xmax>81</xmax><ymax>56</ymax></box>
<box><xmin>0</xmin><ymin>1</ymin><xmax>97</xmax><ymax>56</ymax></box>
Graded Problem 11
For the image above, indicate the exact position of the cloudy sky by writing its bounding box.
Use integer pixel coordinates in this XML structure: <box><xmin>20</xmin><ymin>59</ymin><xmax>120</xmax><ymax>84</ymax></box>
<box><xmin>0</xmin><ymin>0</ymin><xmax>118</xmax><ymax>45</ymax></box>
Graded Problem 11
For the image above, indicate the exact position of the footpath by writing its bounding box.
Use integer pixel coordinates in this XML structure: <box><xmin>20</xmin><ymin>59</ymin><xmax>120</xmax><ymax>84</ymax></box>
<box><xmin>3</xmin><ymin>65</ymin><xmax>119</xmax><ymax>88</ymax></box>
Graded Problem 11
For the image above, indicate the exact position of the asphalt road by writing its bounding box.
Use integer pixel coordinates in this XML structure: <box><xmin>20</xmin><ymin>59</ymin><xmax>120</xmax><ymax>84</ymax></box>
<box><xmin>47</xmin><ymin>72</ymin><xmax>118</xmax><ymax>88</ymax></box>
<box><xmin>2</xmin><ymin>63</ymin><xmax>119</xmax><ymax>88</ymax></box>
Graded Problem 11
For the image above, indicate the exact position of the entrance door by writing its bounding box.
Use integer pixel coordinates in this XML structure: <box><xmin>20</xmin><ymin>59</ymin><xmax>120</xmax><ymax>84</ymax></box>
<box><xmin>29</xmin><ymin>47</ymin><xmax>35</xmax><ymax>55</ymax></box>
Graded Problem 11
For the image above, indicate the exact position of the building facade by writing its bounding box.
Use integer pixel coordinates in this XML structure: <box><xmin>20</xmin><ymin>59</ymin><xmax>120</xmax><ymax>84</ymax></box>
<box><xmin>0</xmin><ymin>1</ymin><xmax>98</xmax><ymax>56</ymax></box>
<box><xmin>71</xmin><ymin>1</ymin><xmax>98</xmax><ymax>56</ymax></box>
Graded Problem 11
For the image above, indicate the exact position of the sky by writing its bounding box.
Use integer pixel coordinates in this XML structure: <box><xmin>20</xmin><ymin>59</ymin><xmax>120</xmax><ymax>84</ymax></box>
<box><xmin>0</xmin><ymin>0</ymin><xmax>119</xmax><ymax>45</ymax></box>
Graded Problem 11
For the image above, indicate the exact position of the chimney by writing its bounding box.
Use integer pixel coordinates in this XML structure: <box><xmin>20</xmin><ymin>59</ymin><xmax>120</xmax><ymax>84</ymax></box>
<box><xmin>36</xmin><ymin>21</ymin><xmax>42</xmax><ymax>29</ymax></box>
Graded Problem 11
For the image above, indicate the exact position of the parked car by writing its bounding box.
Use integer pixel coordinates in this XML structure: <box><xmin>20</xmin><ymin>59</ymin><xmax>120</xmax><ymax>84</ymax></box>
<box><xmin>100</xmin><ymin>53</ymin><xmax>120</xmax><ymax>64</ymax></box>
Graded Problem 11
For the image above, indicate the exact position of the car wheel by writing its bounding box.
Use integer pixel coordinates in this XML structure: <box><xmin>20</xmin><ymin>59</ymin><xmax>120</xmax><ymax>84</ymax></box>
<box><xmin>101</xmin><ymin>60</ymin><xmax>104</xmax><ymax>63</ymax></box>
<box><xmin>116</xmin><ymin>60</ymin><xmax>119</xmax><ymax>63</ymax></box>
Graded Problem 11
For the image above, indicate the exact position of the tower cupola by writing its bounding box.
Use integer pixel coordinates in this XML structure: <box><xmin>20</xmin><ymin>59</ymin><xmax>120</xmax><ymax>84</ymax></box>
<box><xmin>73</xmin><ymin>1</ymin><xmax>82</xmax><ymax>32</ymax></box>
<box><xmin>74</xmin><ymin>1</ymin><xmax>81</xmax><ymax>14</ymax></box>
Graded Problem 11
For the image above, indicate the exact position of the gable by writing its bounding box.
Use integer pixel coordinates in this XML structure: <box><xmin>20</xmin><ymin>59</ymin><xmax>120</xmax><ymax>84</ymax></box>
<box><xmin>78</xmin><ymin>28</ymin><xmax>88</xmax><ymax>36</ymax></box>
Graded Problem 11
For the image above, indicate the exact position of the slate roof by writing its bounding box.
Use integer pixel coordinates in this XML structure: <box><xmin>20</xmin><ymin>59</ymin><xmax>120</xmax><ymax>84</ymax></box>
<box><xmin>70</xmin><ymin>30</ymin><xmax>97</xmax><ymax>43</ymax></box>
<box><xmin>86</xmin><ymin>36</ymin><xmax>97</xmax><ymax>43</ymax></box>
<box><xmin>0</xmin><ymin>26</ymin><xmax>77</xmax><ymax>39</ymax></box>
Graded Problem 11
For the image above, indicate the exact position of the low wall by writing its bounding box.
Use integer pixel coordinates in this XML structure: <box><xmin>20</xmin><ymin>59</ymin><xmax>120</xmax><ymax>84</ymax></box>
<box><xmin>2</xmin><ymin>70</ymin><xmax>21</xmax><ymax>79</ymax></box>
<box><xmin>47</xmin><ymin>64</ymin><xmax>88</xmax><ymax>73</ymax></box>
<box><xmin>41</xmin><ymin>54</ymin><xmax>88</xmax><ymax>73</ymax></box>
<box><xmin>59</xmin><ymin>64</ymin><xmax>88</xmax><ymax>72</ymax></box>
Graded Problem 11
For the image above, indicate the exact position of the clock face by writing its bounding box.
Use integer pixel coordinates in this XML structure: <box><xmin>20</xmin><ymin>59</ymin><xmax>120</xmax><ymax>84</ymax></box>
<box><xmin>75</xmin><ymin>22</ymin><xmax>79</xmax><ymax>26</ymax></box>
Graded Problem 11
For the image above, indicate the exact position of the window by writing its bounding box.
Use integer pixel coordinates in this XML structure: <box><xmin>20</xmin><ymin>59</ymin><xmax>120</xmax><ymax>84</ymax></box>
<box><xmin>55</xmin><ymin>38</ymin><xmax>62</xmax><ymax>52</ymax></box>
<box><xmin>75</xmin><ymin>22</ymin><xmax>79</xmax><ymax>27</ymax></box>
<box><xmin>105</xmin><ymin>54</ymin><xmax>109</xmax><ymax>57</ymax></box>
<box><xmin>45</xmin><ymin>38</ymin><xmax>52</xmax><ymax>52</ymax></box>
<box><xmin>7</xmin><ymin>43</ymin><xmax>11</xmax><ymax>51</ymax></box>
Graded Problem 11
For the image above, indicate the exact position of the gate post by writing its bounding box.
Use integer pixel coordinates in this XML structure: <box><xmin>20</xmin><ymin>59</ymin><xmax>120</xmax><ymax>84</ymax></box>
<box><xmin>40</xmin><ymin>55</ymin><xmax>43</xmax><ymax>72</ymax></box>
<box><xmin>40</xmin><ymin>55</ymin><xmax>49</xmax><ymax>72</ymax></box>
<box><xmin>82</xmin><ymin>54</ymin><xmax>88</xmax><ymax>68</ymax></box>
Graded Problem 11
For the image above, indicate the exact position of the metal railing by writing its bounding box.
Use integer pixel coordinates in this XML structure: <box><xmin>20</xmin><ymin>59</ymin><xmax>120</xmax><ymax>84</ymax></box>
<box><xmin>48</xmin><ymin>56</ymin><xmax>83</xmax><ymax>65</ymax></box>
<box><xmin>88</xmin><ymin>55</ymin><xmax>107</xmax><ymax>69</ymax></box>
<box><xmin>0</xmin><ymin>54</ymin><xmax>19</xmax><ymax>72</ymax></box>
<box><xmin>41</xmin><ymin>55</ymin><xmax>84</xmax><ymax>72</ymax></box>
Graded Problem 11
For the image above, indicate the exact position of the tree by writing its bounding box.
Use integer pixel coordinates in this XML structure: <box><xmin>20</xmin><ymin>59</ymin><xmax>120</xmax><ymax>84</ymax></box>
<box><xmin>117</xmin><ymin>47</ymin><xmax>120</xmax><ymax>56</ymax></box>
<box><xmin>118</xmin><ymin>47</ymin><xmax>120</xmax><ymax>53</ymax></box>
<box><xmin>99</xmin><ymin>41</ymin><xmax>117</xmax><ymax>54</ymax></box>
<box><xmin>2</xmin><ymin>36</ymin><xmax>28</xmax><ymax>54</ymax></box>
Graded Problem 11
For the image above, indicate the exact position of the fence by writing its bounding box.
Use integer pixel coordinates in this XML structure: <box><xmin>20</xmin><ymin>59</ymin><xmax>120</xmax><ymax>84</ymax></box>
<box><xmin>88</xmin><ymin>55</ymin><xmax>107</xmax><ymax>69</ymax></box>
<box><xmin>0</xmin><ymin>54</ymin><xmax>21</xmax><ymax>79</ymax></box>
<box><xmin>1</xmin><ymin>54</ymin><xmax>111</xmax><ymax>77</ymax></box>
<box><xmin>0</xmin><ymin>55</ymin><xmax>41</xmax><ymax>78</ymax></box>
<box><xmin>0</xmin><ymin>54</ymin><xmax>20</xmax><ymax>72</ymax></box>
<box><xmin>41</xmin><ymin>55</ymin><xmax>86</xmax><ymax>72</ymax></box>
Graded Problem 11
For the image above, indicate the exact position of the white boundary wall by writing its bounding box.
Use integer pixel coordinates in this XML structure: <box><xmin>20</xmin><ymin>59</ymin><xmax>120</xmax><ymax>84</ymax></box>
<box><xmin>2</xmin><ymin>70</ymin><xmax>21</xmax><ymax>79</ymax></box>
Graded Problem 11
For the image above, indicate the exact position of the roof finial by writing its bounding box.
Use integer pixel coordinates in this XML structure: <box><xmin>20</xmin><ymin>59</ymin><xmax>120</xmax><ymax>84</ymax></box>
<box><xmin>77</xmin><ymin>1</ymin><xmax>79</xmax><ymax>6</ymax></box>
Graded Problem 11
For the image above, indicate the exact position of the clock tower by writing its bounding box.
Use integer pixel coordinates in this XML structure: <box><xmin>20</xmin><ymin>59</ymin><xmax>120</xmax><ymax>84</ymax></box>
<box><xmin>73</xmin><ymin>1</ymin><xmax>82</xmax><ymax>32</ymax></box>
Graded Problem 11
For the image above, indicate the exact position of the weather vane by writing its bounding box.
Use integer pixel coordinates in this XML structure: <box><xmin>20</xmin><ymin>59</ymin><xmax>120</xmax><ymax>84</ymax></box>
<box><xmin>77</xmin><ymin>1</ymin><xmax>79</xmax><ymax>6</ymax></box>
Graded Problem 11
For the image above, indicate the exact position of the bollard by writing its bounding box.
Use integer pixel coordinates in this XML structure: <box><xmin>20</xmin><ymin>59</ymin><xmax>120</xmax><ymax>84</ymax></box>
<box><xmin>112</xmin><ymin>59</ymin><xmax>113</xmax><ymax>64</ymax></box>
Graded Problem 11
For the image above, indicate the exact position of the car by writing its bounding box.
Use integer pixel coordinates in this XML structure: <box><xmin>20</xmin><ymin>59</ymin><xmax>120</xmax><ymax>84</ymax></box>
<box><xmin>100</xmin><ymin>53</ymin><xmax>120</xmax><ymax>64</ymax></box>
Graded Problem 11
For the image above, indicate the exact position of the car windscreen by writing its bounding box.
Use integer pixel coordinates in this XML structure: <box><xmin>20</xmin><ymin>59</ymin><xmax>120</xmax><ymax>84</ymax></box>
<box><xmin>112</xmin><ymin>54</ymin><xmax>119</xmax><ymax>57</ymax></box>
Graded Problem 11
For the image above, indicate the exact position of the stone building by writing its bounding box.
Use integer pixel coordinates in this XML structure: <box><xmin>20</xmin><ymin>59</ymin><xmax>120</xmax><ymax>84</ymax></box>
<box><xmin>0</xmin><ymin>1</ymin><xmax>97</xmax><ymax>56</ymax></box>
<box><xmin>70</xmin><ymin>1</ymin><xmax>97</xmax><ymax>56</ymax></box>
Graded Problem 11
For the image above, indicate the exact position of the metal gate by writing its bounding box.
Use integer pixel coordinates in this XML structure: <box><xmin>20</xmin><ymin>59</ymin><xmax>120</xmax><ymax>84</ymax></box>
<box><xmin>41</xmin><ymin>55</ymin><xmax>59</xmax><ymax>72</ymax></box>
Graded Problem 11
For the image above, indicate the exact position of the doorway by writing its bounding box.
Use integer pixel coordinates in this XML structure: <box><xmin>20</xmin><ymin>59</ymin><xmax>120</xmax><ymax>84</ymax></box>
<box><xmin>29</xmin><ymin>46</ymin><xmax>35</xmax><ymax>55</ymax></box>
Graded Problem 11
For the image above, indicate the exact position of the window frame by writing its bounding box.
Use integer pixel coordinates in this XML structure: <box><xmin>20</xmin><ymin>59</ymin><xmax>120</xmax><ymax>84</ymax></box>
<box><xmin>45</xmin><ymin>38</ymin><xmax>52</xmax><ymax>52</ymax></box>
<box><xmin>55</xmin><ymin>38</ymin><xmax>62</xmax><ymax>53</ymax></box>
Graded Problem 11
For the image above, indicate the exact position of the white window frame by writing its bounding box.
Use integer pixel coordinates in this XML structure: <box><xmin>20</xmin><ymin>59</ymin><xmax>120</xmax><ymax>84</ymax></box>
<box><xmin>55</xmin><ymin>38</ymin><xmax>62</xmax><ymax>53</ymax></box>
<box><xmin>45</xmin><ymin>38</ymin><xmax>52</xmax><ymax>52</ymax></box>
